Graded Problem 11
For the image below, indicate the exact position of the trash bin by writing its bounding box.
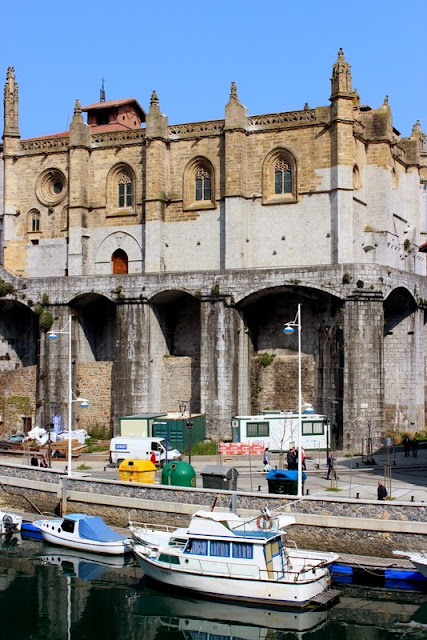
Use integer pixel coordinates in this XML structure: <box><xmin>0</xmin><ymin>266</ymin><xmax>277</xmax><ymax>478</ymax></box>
<box><xmin>118</xmin><ymin>459</ymin><xmax>156</xmax><ymax>483</ymax></box>
<box><xmin>266</xmin><ymin>469</ymin><xmax>306</xmax><ymax>495</ymax></box>
<box><xmin>200</xmin><ymin>465</ymin><xmax>239</xmax><ymax>490</ymax></box>
<box><xmin>161</xmin><ymin>461</ymin><xmax>196</xmax><ymax>487</ymax></box>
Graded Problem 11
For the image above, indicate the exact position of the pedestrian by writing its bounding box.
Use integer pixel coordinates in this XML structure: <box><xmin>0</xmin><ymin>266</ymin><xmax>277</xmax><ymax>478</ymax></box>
<box><xmin>377</xmin><ymin>481</ymin><xmax>387</xmax><ymax>500</ymax></box>
<box><xmin>30</xmin><ymin>453</ymin><xmax>39</xmax><ymax>467</ymax></box>
<box><xmin>300</xmin><ymin>447</ymin><xmax>306</xmax><ymax>471</ymax></box>
<box><xmin>287</xmin><ymin>447</ymin><xmax>297</xmax><ymax>470</ymax></box>
<box><xmin>326</xmin><ymin>453</ymin><xmax>334</xmax><ymax>480</ymax></box>
<box><xmin>150</xmin><ymin>451</ymin><xmax>157</xmax><ymax>465</ymax></box>
<box><xmin>39</xmin><ymin>453</ymin><xmax>48</xmax><ymax>468</ymax></box>
<box><xmin>263</xmin><ymin>447</ymin><xmax>271</xmax><ymax>472</ymax></box>
<box><xmin>412</xmin><ymin>437</ymin><xmax>419</xmax><ymax>458</ymax></box>
<box><xmin>403</xmin><ymin>435</ymin><xmax>410</xmax><ymax>457</ymax></box>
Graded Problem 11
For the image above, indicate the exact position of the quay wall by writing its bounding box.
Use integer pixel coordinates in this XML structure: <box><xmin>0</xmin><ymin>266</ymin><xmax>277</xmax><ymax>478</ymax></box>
<box><xmin>0</xmin><ymin>462</ymin><xmax>426</xmax><ymax>557</ymax></box>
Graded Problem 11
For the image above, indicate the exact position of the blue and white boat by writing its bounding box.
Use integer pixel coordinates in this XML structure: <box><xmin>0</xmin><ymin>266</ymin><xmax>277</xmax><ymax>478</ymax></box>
<box><xmin>35</xmin><ymin>514</ymin><xmax>132</xmax><ymax>555</ymax></box>
<box><xmin>132</xmin><ymin>509</ymin><xmax>339</xmax><ymax>608</ymax></box>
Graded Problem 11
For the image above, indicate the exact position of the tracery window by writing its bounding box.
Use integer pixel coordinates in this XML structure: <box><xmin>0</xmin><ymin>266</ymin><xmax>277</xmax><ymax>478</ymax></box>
<box><xmin>195</xmin><ymin>167</ymin><xmax>211</xmax><ymax>201</ymax></box>
<box><xmin>183</xmin><ymin>157</ymin><xmax>216</xmax><ymax>211</ymax></box>
<box><xmin>262</xmin><ymin>148</ymin><xmax>297</xmax><ymax>205</ymax></box>
<box><xmin>274</xmin><ymin>159</ymin><xmax>292</xmax><ymax>194</ymax></box>
<box><xmin>118</xmin><ymin>172</ymin><xmax>133</xmax><ymax>208</ymax></box>
<box><xmin>27</xmin><ymin>209</ymin><xmax>41</xmax><ymax>233</ymax></box>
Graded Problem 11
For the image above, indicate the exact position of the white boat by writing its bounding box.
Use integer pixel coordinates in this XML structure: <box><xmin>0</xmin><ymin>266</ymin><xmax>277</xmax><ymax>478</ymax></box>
<box><xmin>0</xmin><ymin>510</ymin><xmax>22</xmax><ymax>534</ymax></box>
<box><xmin>393</xmin><ymin>550</ymin><xmax>427</xmax><ymax>578</ymax></box>
<box><xmin>132</xmin><ymin>509</ymin><xmax>340</xmax><ymax>608</ymax></box>
<box><xmin>34</xmin><ymin>513</ymin><xmax>132</xmax><ymax>555</ymax></box>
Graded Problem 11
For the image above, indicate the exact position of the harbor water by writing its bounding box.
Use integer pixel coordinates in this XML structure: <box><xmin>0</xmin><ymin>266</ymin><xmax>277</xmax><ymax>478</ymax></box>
<box><xmin>0</xmin><ymin>535</ymin><xmax>426</xmax><ymax>639</ymax></box>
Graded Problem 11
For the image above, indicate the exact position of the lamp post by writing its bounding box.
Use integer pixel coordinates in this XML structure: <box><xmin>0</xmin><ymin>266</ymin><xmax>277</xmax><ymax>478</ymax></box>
<box><xmin>179</xmin><ymin>400</ymin><xmax>192</xmax><ymax>465</ymax></box>
<box><xmin>47</xmin><ymin>314</ymin><xmax>89</xmax><ymax>477</ymax></box>
<box><xmin>282</xmin><ymin>303</ymin><xmax>303</xmax><ymax>498</ymax></box>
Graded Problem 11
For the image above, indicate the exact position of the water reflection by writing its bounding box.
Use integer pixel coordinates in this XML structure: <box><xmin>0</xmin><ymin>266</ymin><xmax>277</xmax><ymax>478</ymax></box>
<box><xmin>0</xmin><ymin>535</ymin><xmax>426</xmax><ymax>640</ymax></box>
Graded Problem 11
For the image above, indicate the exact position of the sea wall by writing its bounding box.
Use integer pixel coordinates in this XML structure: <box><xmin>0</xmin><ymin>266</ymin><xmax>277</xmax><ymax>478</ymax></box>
<box><xmin>0</xmin><ymin>461</ymin><xmax>425</xmax><ymax>557</ymax></box>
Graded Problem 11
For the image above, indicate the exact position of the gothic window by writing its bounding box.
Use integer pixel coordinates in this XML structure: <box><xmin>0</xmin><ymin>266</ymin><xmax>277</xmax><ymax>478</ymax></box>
<box><xmin>274</xmin><ymin>159</ymin><xmax>292</xmax><ymax>194</ymax></box>
<box><xmin>183</xmin><ymin>157</ymin><xmax>215</xmax><ymax>211</ymax></box>
<box><xmin>195</xmin><ymin>167</ymin><xmax>211</xmax><ymax>201</ymax></box>
<box><xmin>106</xmin><ymin>163</ymin><xmax>136</xmax><ymax>216</ymax></box>
<box><xmin>118</xmin><ymin>173</ymin><xmax>133</xmax><ymax>208</ymax></box>
<box><xmin>28</xmin><ymin>209</ymin><xmax>41</xmax><ymax>233</ymax></box>
<box><xmin>262</xmin><ymin>148</ymin><xmax>297</xmax><ymax>205</ymax></box>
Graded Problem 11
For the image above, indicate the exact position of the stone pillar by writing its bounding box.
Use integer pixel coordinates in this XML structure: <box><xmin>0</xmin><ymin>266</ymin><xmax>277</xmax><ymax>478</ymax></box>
<box><xmin>343</xmin><ymin>292</ymin><xmax>384</xmax><ymax>452</ymax></box>
<box><xmin>68</xmin><ymin>100</ymin><xmax>91</xmax><ymax>275</ymax></box>
<box><xmin>145</xmin><ymin>91</ymin><xmax>169</xmax><ymax>272</ymax></box>
<box><xmin>329</xmin><ymin>49</ymin><xmax>356</xmax><ymax>264</ymax></box>
<box><xmin>200</xmin><ymin>296</ymin><xmax>239</xmax><ymax>439</ymax></box>
<box><xmin>223</xmin><ymin>82</ymin><xmax>248</xmax><ymax>270</ymax></box>
<box><xmin>111</xmin><ymin>302</ymin><xmax>150</xmax><ymax>433</ymax></box>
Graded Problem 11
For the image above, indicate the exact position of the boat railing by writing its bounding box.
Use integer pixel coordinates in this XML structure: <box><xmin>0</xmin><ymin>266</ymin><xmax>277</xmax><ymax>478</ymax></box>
<box><xmin>128</xmin><ymin>520</ymin><xmax>178</xmax><ymax>535</ymax></box>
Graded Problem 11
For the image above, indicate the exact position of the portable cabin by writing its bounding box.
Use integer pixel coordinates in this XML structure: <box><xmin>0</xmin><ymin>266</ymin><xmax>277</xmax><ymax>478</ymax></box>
<box><xmin>119</xmin><ymin>413</ymin><xmax>167</xmax><ymax>437</ymax></box>
<box><xmin>231</xmin><ymin>411</ymin><xmax>330</xmax><ymax>453</ymax></box>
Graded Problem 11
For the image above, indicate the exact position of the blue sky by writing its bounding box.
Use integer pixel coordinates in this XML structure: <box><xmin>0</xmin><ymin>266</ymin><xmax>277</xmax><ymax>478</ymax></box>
<box><xmin>2</xmin><ymin>0</ymin><xmax>426</xmax><ymax>140</ymax></box>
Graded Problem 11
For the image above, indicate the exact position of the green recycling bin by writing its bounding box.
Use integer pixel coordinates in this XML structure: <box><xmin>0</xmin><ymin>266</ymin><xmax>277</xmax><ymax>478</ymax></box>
<box><xmin>161</xmin><ymin>461</ymin><xmax>196</xmax><ymax>487</ymax></box>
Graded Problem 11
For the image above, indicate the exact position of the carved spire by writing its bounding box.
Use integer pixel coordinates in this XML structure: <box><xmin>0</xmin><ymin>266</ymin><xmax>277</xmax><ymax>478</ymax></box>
<box><xmin>330</xmin><ymin>48</ymin><xmax>353</xmax><ymax>98</ymax></box>
<box><xmin>230</xmin><ymin>81</ymin><xmax>238</xmax><ymax>100</ymax></box>
<box><xmin>383</xmin><ymin>95</ymin><xmax>389</xmax><ymax>105</ymax></box>
<box><xmin>100</xmin><ymin>78</ymin><xmax>106</xmax><ymax>102</ymax></box>
<box><xmin>3</xmin><ymin>66</ymin><xmax>20</xmax><ymax>137</ymax></box>
<box><xmin>74</xmin><ymin>99</ymin><xmax>82</xmax><ymax>116</ymax></box>
<box><xmin>150</xmin><ymin>90</ymin><xmax>159</xmax><ymax>106</ymax></box>
<box><xmin>411</xmin><ymin>119</ymin><xmax>425</xmax><ymax>152</ymax></box>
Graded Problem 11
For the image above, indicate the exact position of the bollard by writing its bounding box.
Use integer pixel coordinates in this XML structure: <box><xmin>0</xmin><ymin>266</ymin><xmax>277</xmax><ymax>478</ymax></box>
<box><xmin>356</xmin><ymin>492</ymin><xmax>359</xmax><ymax>499</ymax></box>
<box><xmin>411</xmin><ymin>495</ymin><xmax>414</xmax><ymax>502</ymax></box>
<box><xmin>258</xmin><ymin>485</ymin><xmax>261</xmax><ymax>492</ymax></box>
<box><xmin>306</xmin><ymin>489</ymin><xmax>309</xmax><ymax>495</ymax></box>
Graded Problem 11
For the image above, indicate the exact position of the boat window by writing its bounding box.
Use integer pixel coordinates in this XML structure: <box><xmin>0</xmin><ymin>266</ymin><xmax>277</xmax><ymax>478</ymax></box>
<box><xmin>210</xmin><ymin>541</ymin><xmax>230</xmax><ymax>557</ymax></box>
<box><xmin>232</xmin><ymin>542</ymin><xmax>253</xmax><ymax>559</ymax></box>
<box><xmin>184</xmin><ymin>539</ymin><xmax>208</xmax><ymax>555</ymax></box>
<box><xmin>270</xmin><ymin>539</ymin><xmax>281</xmax><ymax>557</ymax></box>
<box><xmin>61</xmin><ymin>520</ymin><xmax>75</xmax><ymax>534</ymax></box>
<box><xmin>158</xmin><ymin>553</ymin><xmax>180</xmax><ymax>564</ymax></box>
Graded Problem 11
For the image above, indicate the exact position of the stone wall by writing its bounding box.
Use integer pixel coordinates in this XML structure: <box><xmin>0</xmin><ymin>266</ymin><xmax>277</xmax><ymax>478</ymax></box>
<box><xmin>0</xmin><ymin>462</ymin><xmax>425</xmax><ymax>557</ymax></box>
<box><xmin>0</xmin><ymin>365</ymin><xmax>36</xmax><ymax>436</ymax></box>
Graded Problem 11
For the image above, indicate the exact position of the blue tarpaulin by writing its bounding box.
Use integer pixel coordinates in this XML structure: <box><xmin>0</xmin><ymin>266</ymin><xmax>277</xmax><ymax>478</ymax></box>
<box><xmin>77</xmin><ymin>516</ymin><xmax>126</xmax><ymax>542</ymax></box>
<box><xmin>266</xmin><ymin>469</ymin><xmax>307</xmax><ymax>481</ymax></box>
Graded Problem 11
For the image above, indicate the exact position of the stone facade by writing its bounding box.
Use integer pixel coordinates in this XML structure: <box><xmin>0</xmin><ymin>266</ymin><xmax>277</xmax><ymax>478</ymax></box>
<box><xmin>0</xmin><ymin>52</ymin><xmax>426</xmax><ymax>448</ymax></box>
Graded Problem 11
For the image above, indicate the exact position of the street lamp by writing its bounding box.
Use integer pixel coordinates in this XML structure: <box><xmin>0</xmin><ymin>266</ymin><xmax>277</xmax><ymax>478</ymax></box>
<box><xmin>47</xmin><ymin>314</ymin><xmax>89</xmax><ymax>477</ymax></box>
<box><xmin>179</xmin><ymin>400</ymin><xmax>193</xmax><ymax>465</ymax></box>
<box><xmin>282</xmin><ymin>303</ymin><xmax>303</xmax><ymax>498</ymax></box>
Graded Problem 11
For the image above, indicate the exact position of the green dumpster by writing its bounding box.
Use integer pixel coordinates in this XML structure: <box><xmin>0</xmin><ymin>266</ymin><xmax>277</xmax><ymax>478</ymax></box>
<box><xmin>161</xmin><ymin>461</ymin><xmax>196</xmax><ymax>487</ymax></box>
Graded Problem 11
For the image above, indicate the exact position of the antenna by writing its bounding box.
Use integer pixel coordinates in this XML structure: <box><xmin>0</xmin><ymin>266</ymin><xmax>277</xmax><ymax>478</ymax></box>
<box><xmin>100</xmin><ymin>77</ymin><xmax>106</xmax><ymax>102</ymax></box>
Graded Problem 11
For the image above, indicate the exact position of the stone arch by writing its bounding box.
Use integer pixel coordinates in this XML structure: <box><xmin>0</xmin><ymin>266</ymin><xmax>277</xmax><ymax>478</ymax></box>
<box><xmin>106</xmin><ymin>162</ymin><xmax>137</xmax><ymax>216</ymax></box>
<box><xmin>262</xmin><ymin>147</ymin><xmax>297</xmax><ymax>205</ymax></box>
<box><xmin>149</xmin><ymin>289</ymin><xmax>202</xmax><ymax>414</ymax></box>
<box><xmin>183</xmin><ymin>156</ymin><xmax>216</xmax><ymax>211</ymax></box>
<box><xmin>95</xmin><ymin>231</ymin><xmax>142</xmax><ymax>274</ymax></box>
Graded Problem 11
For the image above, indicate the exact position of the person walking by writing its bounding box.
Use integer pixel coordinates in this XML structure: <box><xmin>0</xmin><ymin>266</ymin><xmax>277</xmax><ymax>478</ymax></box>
<box><xmin>326</xmin><ymin>453</ymin><xmax>335</xmax><ymax>480</ymax></box>
<box><xmin>412</xmin><ymin>437</ymin><xmax>419</xmax><ymax>458</ymax></box>
<box><xmin>377</xmin><ymin>481</ymin><xmax>388</xmax><ymax>500</ymax></box>
<box><xmin>287</xmin><ymin>447</ymin><xmax>297</xmax><ymax>470</ymax></box>
<box><xmin>263</xmin><ymin>447</ymin><xmax>271</xmax><ymax>472</ymax></box>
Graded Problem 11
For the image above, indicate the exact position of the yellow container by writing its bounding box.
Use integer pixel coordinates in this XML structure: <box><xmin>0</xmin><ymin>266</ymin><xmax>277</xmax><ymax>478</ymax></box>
<box><xmin>118</xmin><ymin>459</ymin><xmax>156</xmax><ymax>483</ymax></box>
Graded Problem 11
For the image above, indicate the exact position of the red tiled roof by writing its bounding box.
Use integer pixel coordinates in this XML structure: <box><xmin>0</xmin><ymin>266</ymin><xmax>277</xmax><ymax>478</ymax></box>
<box><xmin>21</xmin><ymin>130</ymin><xmax>69</xmax><ymax>141</ymax></box>
<box><xmin>82</xmin><ymin>98</ymin><xmax>146</xmax><ymax>119</ymax></box>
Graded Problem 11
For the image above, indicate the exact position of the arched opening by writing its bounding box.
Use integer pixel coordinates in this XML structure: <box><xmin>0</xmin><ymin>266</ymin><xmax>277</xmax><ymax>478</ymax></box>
<box><xmin>112</xmin><ymin>249</ymin><xmax>128</xmax><ymax>274</ymax></box>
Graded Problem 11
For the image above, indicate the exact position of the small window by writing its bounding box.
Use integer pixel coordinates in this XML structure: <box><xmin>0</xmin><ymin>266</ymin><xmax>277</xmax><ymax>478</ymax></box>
<box><xmin>232</xmin><ymin>542</ymin><xmax>253</xmax><ymax>559</ymax></box>
<box><xmin>118</xmin><ymin>173</ymin><xmax>133</xmax><ymax>208</ymax></box>
<box><xmin>274</xmin><ymin>159</ymin><xmax>292</xmax><ymax>194</ymax></box>
<box><xmin>247</xmin><ymin>421</ymin><xmax>269</xmax><ymax>437</ymax></box>
<box><xmin>210</xmin><ymin>541</ymin><xmax>230</xmax><ymax>557</ymax></box>
<box><xmin>185</xmin><ymin>539</ymin><xmax>208</xmax><ymax>555</ymax></box>
<box><xmin>61</xmin><ymin>520</ymin><xmax>75</xmax><ymax>534</ymax></box>
<box><xmin>195</xmin><ymin>167</ymin><xmax>211</xmax><ymax>201</ymax></box>
<box><xmin>31</xmin><ymin>211</ymin><xmax>41</xmax><ymax>232</ymax></box>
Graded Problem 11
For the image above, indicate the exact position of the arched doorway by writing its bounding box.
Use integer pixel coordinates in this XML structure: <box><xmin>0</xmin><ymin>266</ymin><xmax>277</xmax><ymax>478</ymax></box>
<box><xmin>112</xmin><ymin>249</ymin><xmax>128</xmax><ymax>274</ymax></box>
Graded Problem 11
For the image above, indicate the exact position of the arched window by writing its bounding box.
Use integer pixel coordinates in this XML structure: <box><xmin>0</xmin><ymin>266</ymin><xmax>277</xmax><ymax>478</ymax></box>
<box><xmin>118</xmin><ymin>172</ymin><xmax>133</xmax><ymax>208</ymax></box>
<box><xmin>183</xmin><ymin>157</ymin><xmax>215</xmax><ymax>211</ymax></box>
<box><xmin>28</xmin><ymin>209</ymin><xmax>41</xmax><ymax>233</ymax></box>
<box><xmin>195</xmin><ymin>166</ymin><xmax>211</xmax><ymax>201</ymax></box>
<box><xmin>274</xmin><ymin>158</ymin><xmax>292</xmax><ymax>194</ymax></box>
<box><xmin>262</xmin><ymin>148</ymin><xmax>297</xmax><ymax>205</ymax></box>
<box><xmin>106</xmin><ymin>163</ymin><xmax>136</xmax><ymax>217</ymax></box>
<box><xmin>112</xmin><ymin>249</ymin><xmax>128</xmax><ymax>274</ymax></box>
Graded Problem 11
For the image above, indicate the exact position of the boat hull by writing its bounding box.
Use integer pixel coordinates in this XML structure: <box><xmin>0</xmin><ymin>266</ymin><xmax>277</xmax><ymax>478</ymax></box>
<box><xmin>36</xmin><ymin>520</ymin><xmax>132</xmax><ymax>555</ymax></box>
<box><xmin>133</xmin><ymin>546</ymin><xmax>333</xmax><ymax>608</ymax></box>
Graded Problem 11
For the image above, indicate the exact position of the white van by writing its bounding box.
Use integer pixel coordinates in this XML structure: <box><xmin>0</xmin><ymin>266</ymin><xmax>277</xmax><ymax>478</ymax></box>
<box><xmin>109</xmin><ymin>436</ymin><xmax>181</xmax><ymax>467</ymax></box>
